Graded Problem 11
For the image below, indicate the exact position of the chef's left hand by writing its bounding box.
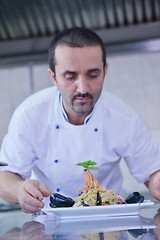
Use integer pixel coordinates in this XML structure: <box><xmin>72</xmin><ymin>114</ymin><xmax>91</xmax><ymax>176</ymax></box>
<box><xmin>146</xmin><ymin>170</ymin><xmax>160</xmax><ymax>199</ymax></box>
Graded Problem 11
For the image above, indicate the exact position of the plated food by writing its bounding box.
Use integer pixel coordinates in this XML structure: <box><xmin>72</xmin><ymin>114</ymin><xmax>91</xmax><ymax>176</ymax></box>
<box><xmin>73</xmin><ymin>188</ymin><xmax>125</xmax><ymax>207</ymax></box>
<box><xmin>50</xmin><ymin>161</ymin><xmax>144</xmax><ymax>208</ymax></box>
<box><xmin>73</xmin><ymin>165</ymin><xmax>125</xmax><ymax>207</ymax></box>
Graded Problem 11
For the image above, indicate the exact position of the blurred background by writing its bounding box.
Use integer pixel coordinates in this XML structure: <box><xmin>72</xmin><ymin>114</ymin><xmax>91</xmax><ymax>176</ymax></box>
<box><xmin>0</xmin><ymin>0</ymin><xmax>160</xmax><ymax>199</ymax></box>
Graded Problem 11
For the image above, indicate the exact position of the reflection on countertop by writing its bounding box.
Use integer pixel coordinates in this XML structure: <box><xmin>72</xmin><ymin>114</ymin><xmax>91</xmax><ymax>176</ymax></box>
<box><xmin>0</xmin><ymin>207</ymin><xmax>159</xmax><ymax>240</ymax></box>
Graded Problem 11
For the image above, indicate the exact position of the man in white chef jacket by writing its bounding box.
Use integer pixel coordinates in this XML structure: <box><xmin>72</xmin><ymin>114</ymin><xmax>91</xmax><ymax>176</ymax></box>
<box><xmin>0</xmin><ymin>27</ymin><xmax>160</xmax><ymax>213</ymax></box>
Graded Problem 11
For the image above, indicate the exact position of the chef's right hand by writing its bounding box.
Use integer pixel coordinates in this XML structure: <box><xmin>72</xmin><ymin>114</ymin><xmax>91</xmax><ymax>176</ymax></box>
<box><xmin>17</xmin><ymin>179</ymin><xmax>51</xmax><ymax>213</ymax></box>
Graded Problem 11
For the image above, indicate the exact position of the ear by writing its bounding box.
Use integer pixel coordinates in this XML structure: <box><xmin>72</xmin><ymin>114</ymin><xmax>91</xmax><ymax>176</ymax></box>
<box><xmin>48</xmin><ymin>68</ymin><xmax>57</xmax><ymax>86</ymax></box>
<box><xmin>104</xmin><ymin>63</ymin><xmax>109</xmax><ymax>76</ymax></box>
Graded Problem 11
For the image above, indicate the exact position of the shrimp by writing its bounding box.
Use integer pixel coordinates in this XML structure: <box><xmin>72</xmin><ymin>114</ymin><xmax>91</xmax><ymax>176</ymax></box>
<box><xmin>78</xmin><ymin>169</ymin><xmax>106</xmax><ymax>194</ymax></box>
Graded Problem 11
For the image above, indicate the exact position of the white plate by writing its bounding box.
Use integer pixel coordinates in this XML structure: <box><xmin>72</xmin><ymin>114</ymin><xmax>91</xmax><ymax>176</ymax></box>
<box><xmin>42</xmin><ymin>201</ymin><xmax>155</xmax><ymax>220</ymax></box>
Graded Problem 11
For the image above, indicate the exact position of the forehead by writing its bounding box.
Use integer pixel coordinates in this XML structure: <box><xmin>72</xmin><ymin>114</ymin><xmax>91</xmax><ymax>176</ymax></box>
<box><xmin>54</xmin><ymin>45</ymin><xmax>103</xmax><ymax>71</ymax></box>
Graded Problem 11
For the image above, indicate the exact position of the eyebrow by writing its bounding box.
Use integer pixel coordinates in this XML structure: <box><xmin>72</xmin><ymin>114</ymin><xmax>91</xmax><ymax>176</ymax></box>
<box><xmin>63</xmin><ymin>68</ymin><xmax>101</xmax><ymax>76</ymax></box>
<box><xmin>62</xmin><ymin>71</ymin><xmax>77</xmax><ymax>76</ymax></box>
<box><xmin>87</xmin><ymin>68</ymin><xmax>101</xmax><ymax>73</ymax></box>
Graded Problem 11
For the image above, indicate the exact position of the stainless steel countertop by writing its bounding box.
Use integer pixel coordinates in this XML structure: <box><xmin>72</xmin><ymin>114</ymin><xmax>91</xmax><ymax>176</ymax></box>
<box><xmin>0</xmin><ymin>204</ymin><xmax>160</xmax><ymax>240</ymax></box>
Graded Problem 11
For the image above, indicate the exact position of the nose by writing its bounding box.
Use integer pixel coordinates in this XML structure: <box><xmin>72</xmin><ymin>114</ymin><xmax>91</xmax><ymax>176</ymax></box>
<box><xmin>76</xmin><ymin>76</ymin><xmax>90</xmax><ymax>94</ymax></box>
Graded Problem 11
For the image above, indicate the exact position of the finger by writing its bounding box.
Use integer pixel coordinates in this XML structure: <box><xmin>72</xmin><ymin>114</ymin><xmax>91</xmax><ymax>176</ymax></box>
<box><xmin>38</xmin><ymin>183</ymin><xmax>51</xmax><ymax>197</ymax></box>
<box><xmin>24</xmin><ymin>180</ymin><xmax>51</xmax><ymax>199</ymax></box>
<box><xmin>21</xmin><ymin>201</ymin><xmax>43</xmax><ymax>213</ymax></box>
<box><xmin>19</xmin><ymin>193</ymin><xmax>44</xmax><ymax>213</ymax></box>
<box><xmin>24</xmin><ymin>195</ymin><xmax>44</xmax><ymax>208</ymax></box>
<box><xmin>24</xmin><ymin>182</ymin><xmax>44</xmax><ymax>200</ymax></box>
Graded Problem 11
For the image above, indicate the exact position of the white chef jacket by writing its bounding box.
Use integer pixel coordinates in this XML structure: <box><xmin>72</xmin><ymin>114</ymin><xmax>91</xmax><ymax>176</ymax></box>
<box><xmin>0</xmin><ymin>86</ymin><xmax>160</xmax><ymax>207</ymax></box>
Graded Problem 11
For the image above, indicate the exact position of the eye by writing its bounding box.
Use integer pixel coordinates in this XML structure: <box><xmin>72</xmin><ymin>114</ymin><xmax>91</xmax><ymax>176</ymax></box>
<box><xmin>89</xmin><ymin>73</ymin><xmax>98</xmax><ymax>79</ymax></box>
<box><xmin>65</xmin><ymin>73</ymin><xmax>77</xmax><ymax>80</ymax></box>
<box><xmin>88</xmin><ymin>70</ymin><xmax>101</xmax><ymax>79</ymax></box>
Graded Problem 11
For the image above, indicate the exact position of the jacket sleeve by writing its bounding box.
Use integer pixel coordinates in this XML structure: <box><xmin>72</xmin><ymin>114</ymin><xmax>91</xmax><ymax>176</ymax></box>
<box><xmin>123</xmin><ymin>115</ymin><xmax>160</xmax><ymax>183</ymax></box>
<box><xmin>0</xmin><ymin>108</ymin><xmax>36</xmax><ymax>179</ymax></box>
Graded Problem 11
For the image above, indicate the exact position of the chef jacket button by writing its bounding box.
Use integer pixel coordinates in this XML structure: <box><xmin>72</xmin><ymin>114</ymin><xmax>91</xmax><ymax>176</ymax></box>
<box><xmin>56</xmin><ymin>188</ymin><xmax>60</xmax><ymax>192</ymax></box>
<box><xmin>54</xmin><ymin>159</ymin><xmax>58</xmax><ymax>163</ymax></box>
<box><xmin>56</xmin><ymin>125</ymin><xmax>60</xmax><ymax>129</ymax></box>
<box><xmin>94</xmin><ymin>128</ymin><xmax>98</xmax><ymax>132</ymax></box>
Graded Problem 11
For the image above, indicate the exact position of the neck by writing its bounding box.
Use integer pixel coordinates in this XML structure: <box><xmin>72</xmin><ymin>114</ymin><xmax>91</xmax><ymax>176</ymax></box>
<box><xmin>61</xmin><ymin>100</ymin><xmax>92</xmax><ymax>125</ymax></box>
<box><xmin>67</xmin><ymin>113</ymin><xmax>88</xmax><ymax>125</ymax></box>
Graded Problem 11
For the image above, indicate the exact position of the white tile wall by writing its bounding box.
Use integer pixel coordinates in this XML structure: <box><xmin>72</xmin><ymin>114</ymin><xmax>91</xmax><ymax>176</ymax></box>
<box><xmin>0</xmin><ymin>69</ymin><xmax>12</xmax><ymax>142</ymax></box>
<box><xmin>142</xmin><ymin>52</ymin><xmax>160</xmax><ymax>86</ymax></box>
<box><xmin>33</xmin><ymin>63</ymin><xmax>52</xmax><ymax>92</ymax></box>
<box><xmin>0</xmin><ymin>51</ymin><xmax>160</xmax><ymax>197</ymax></box>
<box><xmin>9</xmin><ymin>66</ymin><xmax>31</xmax><ymax>110</ymax></box>
<box><xmin>104</xmin><ymin>52</ymin><xmax>160</xmax><ymax>141</ymax></box>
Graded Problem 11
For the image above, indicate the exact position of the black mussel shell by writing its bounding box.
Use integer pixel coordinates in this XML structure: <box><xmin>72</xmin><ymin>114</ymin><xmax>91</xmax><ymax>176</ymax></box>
<box><xmin>50</xmin><ymin>193</ymin><xmax>75</xmax><ymax>208</ymax></box>
<box><xmin>96</xmin><ymin>191</ymin><xmax>102</xmax><ymax>206</ymax></box>
<box><xmin>125</xmin><ymin>192</ymin><xmax>144</xmax><ymax>204</ymax></box>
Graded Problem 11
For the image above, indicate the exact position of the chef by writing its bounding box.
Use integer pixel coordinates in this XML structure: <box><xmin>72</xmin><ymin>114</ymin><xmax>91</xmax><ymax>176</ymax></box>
<box><xmin>0</xmin><ymin>27</ymin><xmax>160</xmax><ymax>213</ymax></box>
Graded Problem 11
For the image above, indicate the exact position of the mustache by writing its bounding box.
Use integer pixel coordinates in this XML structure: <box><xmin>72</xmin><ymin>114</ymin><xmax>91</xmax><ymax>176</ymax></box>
<box><xmin>72</xmin><ymin>93</ymin><xmax>93</xmax><ymax>101</ymax></box>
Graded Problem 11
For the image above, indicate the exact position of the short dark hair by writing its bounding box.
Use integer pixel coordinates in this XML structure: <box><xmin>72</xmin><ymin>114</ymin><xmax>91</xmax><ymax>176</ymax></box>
<box><xmin>48</xmin><ymin>27</ymin><xmax>107</xmax><ymax>73</ymax></box>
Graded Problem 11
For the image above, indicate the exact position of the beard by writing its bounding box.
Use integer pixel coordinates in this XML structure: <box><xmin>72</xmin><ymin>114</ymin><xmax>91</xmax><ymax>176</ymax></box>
<box><xmin>71</xmin><ymin>93</ymin><xmax>93</xmax><ymax>115</ymax></box>
<box><xmin>72</xmin><ymin>101</ymin><xmax>94</xmax><ymax>115</ymax></box>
